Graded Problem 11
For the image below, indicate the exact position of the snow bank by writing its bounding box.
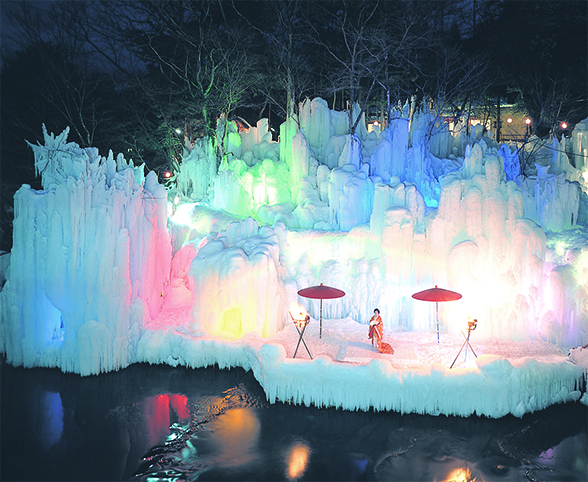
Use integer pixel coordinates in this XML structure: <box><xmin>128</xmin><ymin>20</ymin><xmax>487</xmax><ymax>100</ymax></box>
<box><xmin>132</xmin><ymin>326</ymin><xmax>585</xmax><ymax>419</ymax></box>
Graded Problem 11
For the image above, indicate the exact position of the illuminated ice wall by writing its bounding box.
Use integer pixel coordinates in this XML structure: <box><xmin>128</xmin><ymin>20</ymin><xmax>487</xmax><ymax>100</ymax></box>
<box><xmin>0</xmin><ymin>127</ymin><xmax>171</xmax><ymax>375</ymax></box>
<box><xmin>1</xmin><ymin>100</ymin><xmax>587</xmax><ymax>377</ymax></box>
<box><xmin>172</xmin><ymin>98</ymin><xmax>587</xmax><ymax>346</ymax></box>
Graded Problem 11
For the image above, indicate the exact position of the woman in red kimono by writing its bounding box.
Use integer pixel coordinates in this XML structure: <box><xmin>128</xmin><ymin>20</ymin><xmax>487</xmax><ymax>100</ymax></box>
<box><xmin>368</xmin><ymin>308</ymin><xmax>394</xmax><ymax>354</ymax></box>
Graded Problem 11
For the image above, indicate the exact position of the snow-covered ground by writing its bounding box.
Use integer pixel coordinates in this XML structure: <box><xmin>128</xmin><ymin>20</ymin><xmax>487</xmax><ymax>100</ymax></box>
<box><xmin>268</xmin><ymin>317</ymin><xmax>569</xmax><ymax>368</ymax></box>
<box><xmin>138</xmin><ymin>310</ymin><xmax>587</xmax><ymax>419</ymax></box>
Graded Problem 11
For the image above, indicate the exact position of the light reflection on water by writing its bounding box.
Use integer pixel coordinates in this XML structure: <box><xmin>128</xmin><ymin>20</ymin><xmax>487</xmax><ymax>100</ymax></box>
<box><xmin>1</xmin><ymin>361</ymin><xmax>586</xmax><ymax>482</ymax></box>
<box><xmin>285</xmin><ymin>442</ymin><xmax>311</xmax><ymax>480</ymax></box>
<box><xmin>39</xmin><ymin>391</ymin><xmax>64</xmax><ymax>450</ymax></box>
<box><xmin>202</xmin><ymin>408</ymin><xmax>261</xmax><ymax>467</ymax></box>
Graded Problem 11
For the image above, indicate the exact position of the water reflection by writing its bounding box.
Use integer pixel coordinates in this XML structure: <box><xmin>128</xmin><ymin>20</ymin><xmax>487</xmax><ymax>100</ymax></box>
<box><xmin>286</xmin><ymin>441</ymin><xmax>311</xmax><ymax>480</ymax></box>
<box><xmin>1</xmin><ymin>361</ymin><xmax>586</xmax><ymax>482</ymax></box>
<box><xmin>39</xmin><ymin>391</ymin><xmax>64</xmax><ymax>450</ymax></box>
<box><xmin>531</xmin><ymin>433</ymin><xmax>587</xmax><ymax>481</ymax></box>
<box><xmin>135</xmin><ymin>383</ymin><xmax>266</xmax><ymax>480</ymax></box>
<box><xmin>439</xmin><ymin>466</ymin><xmax>477</xmax><ymax>482</ymax></box>
<box><xmin>143</xmin><ymin>394</ymin><xmax>190</xmax><ymax>446</ymax></box>
<box><xmin>203</xmin><ymin>408</ymin><xmax>261</xmax><ymax>467</ymax></box>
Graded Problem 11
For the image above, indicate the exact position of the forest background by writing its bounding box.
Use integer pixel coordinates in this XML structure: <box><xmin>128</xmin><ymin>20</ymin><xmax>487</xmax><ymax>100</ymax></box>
<box><xmin>1</xmin><ymin>0</ymin><xmax>586</xmax><ymax>252</ymax></box>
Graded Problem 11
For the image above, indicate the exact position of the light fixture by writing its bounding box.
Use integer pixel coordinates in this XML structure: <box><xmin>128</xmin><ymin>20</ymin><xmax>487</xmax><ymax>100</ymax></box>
<box><xmin>506</xmin><ymin>117</ymin><xmax>513</xmax><ymax>124</ymax></box>
<box><xmin>164</xmin><ymin>170</ymin><xmax>172</xmax><ymax>179</ymax></box>
<box><xmin>524</xmin><ymin>118</ymin><xmax>532</xmax><ymax>125</ymax></box>
<box><xmin>560</xmin><ymin>121</ymin><xmax>568</xmax><ymax>129</ymax></box>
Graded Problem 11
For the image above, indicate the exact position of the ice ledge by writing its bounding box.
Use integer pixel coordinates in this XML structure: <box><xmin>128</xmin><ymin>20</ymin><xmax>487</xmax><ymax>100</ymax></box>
<box><xmin>133</xmin><ymin>329</ymin><xmax>585</xmax><ymax>419</ymax></box>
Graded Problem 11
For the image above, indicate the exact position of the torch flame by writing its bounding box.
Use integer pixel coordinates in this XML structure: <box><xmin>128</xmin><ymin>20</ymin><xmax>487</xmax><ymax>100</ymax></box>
<box><xmin>289</xmin><ymin>303</ymin><xmax>309</xmax><ymax>322</ymax></box>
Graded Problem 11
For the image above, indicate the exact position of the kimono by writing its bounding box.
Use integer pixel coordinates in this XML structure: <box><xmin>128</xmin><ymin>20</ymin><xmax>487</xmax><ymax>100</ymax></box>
<box><xmin>368</xmin><ymin>314</ymin><xmax>394</xmax><ymax>354</ymax></box>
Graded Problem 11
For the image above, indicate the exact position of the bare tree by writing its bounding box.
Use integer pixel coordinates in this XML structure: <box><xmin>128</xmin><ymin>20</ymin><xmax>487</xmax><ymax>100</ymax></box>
<box><xmin>514</xmin><ymin>74</ymin><xmax>584</xmax><ymax>175</ymax></box>
<box><xmin>93</xmin><ymin>0</ymin><xmax>263</xmax><ymax>166</ymax></box>
<box><xmin>363</xmin><ymin>0</ymin><xmax>440</xmax><ymax>124</ymax></box>
<box><xmin>2</xmin><ymin>2</ymin><xmax>115</xmax><ymax>148</ymax></box>
<box><xmin>232</xmin><ymin>0</ymin><xmax>312</xmax><ymax>125</ymax></box>
<box><xmin>304</xmin><ymin>0</ymin><xmax>382</xmax><ymax>134</ymax></box>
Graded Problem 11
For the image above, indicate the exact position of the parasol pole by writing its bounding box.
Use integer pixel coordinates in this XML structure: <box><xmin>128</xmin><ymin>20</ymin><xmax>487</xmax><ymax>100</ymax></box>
<box><xmin>320</xmin><ymin>299</ymin><xmax>323</xmax><ymax>338</ymax></box>
<box><xmin>436</xmin><ymin>301</ymin><xmax>439</xmax><ymax>344</ymax></box>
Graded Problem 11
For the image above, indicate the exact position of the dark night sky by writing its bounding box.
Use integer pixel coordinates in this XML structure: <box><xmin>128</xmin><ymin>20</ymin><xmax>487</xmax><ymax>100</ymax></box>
<box><xmin>1</xmin><ymin>0</ymin><xmax>54</xmax><ymax>50</ymax></box>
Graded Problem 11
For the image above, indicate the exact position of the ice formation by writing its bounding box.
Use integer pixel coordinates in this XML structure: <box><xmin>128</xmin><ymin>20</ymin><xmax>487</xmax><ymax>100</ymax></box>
<box><xmin>1</xmin><ymin>126</ymin><xmax>171</xmax><ymax>374</ymax></box>
<box><xmin>1</xmin><ymin>99</ymin><xmax>587</xmax><ymax>418</ymax></box>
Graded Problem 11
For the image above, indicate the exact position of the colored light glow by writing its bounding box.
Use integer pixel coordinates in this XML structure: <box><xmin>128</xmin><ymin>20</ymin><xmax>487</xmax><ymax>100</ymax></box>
<box><xmin>441</xmin><ymin>466</ymin><xmax>473</xmax><ymax>482</ymax></box>
<box><xmin>286</xmin><ymin>442</ymin><xmax>311</xmax><ymax>480</ymax></box>
<box><xmin>254</xmin><ymin>184</ymin><xmax>267</xmax><ymax>205</ymax></box>
<box><xmin>423</xmin><ymin>194</ymin><xmax>439</xmax><ymax>208</ymax></box>
<box><xmin>164</xmin><ymin>170</ymin><xmax>172</xmax><ymax>178</ymax></box>
<box><xmin>145</xmin><ymin>393</ymin><xmax>190</xmax><ymax>446</ymax></box>
<box><xmin>506</xmin><ymin>117</ymin><xmax>513</xmax><ymax>124</ymax></box>
<box><xmin>266</xmin><ymin>186</ymin><xmax>278</xmax><ymax>204</ymax></box>
<box><xmin>160</xmin><ymin>115</ymin><xmax>581</xmax><ymax>345</ymax></box>
<box><xmin>286</xmin><ymin>229</ymin><xmax>378</xmax><ymax>270</ymax></box>
<box><xmin>220</xmin><ymin>307</ymin><xmax>244</xmax><ymax>337</ymax></box>
<box><xmin>170</xmin><ymin>202</ymin><xmax>195</xmax><ymax>227</ymax></box>
<box><xmin>525</xmin><ymin>118</ymin><xmax>532</xmax><ymax>125</ymax></box>
<box><xmin>560</xmin><ymin>121</ymin><xmax>568</xmax><ymax>129</ymax></box>
<box><xmin>555</xmin><ymin>241</ymin><xmax>567</xmax><ymax>257</ymax></box>
<box><xmin>145</xmin><ymin>394</ymin><xmax>171</xmax><ymax>446</ymax></box>
<box><xmin>169</xmin><ymin>394</ymin><xmax>190</xmax><ymax>421</ymax></box>
<box><xmin>207</xmin><ymin>408</ymin><xmax>261</xmax><ymax>467</ymax></box>
<box><xmin>40</xmin><ymin>391</ymin><xmax>63</xmax><ymax>449</ymax></box>
<box><xmin>43</xmin><ymin>294</ymin><xmax>64</xmax><ymax>345</ymax></box>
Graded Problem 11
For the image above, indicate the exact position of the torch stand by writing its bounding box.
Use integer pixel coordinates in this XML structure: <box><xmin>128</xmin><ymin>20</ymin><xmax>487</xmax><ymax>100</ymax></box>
<box><xmin>450</xmin><ymin>320</ymin><xmax>478</xmax><ymax>369</ymax></box>
<box><xmin>290</xmin><ymin>313</ymin><xmax>313</xmax><ymax>359</ymax></box>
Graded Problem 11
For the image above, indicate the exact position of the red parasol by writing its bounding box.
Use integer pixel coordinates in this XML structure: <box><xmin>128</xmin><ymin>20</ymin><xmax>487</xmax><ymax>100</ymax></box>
<box><xmin>412</xmin><ymin>285</ymin><xmax>462</xmax><ymax>344</ymax></box>
<box><xmin>298</xmin><ymin>283</ymin><xmax>345</xmax><ymax>338</ymax></box>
